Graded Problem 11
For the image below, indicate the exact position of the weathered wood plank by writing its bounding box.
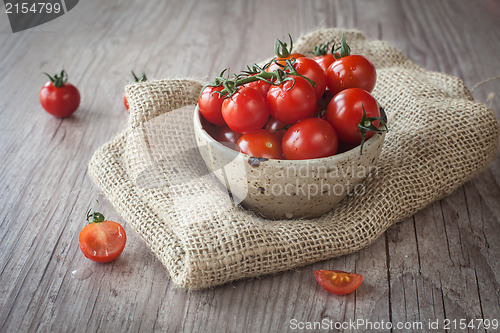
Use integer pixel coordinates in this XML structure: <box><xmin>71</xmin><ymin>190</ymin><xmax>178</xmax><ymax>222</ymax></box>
<box><xmin>0</xmin><ymin>0</ymin><xmax>498</xmax><ymax>332</ymax></box>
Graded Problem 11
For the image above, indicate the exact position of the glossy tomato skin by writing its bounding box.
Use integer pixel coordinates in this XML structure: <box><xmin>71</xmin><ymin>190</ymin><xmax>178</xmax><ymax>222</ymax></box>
<box><xmin>264</xmin><ymin>116</ymin><xmax>288</xmax><ymax>139</ymax></box>
<box><xmin>243</xmin><ymin>77</ymin><xmax>271</xmax><ymax>97</ymax></box>
<box><xmin>198</xmin><ymin>85</ymin><xmax>226</xmax><ymax>126</ymax></box>
<box><xmin>39</xmin><ymin>81</ymin><xmax>80</xmax><ymax>118</ymax></box>
<box><xmin>267</xmin><ymin>76</ymin><xmax>316</xmax><ymax>125</ymax></box>
<box><xmin>314</xmin><ymin>270</ymin><xmax>363</xmax><ymax>295</ymax></box>
<box><xmin>326</xmin><ymin>54</ymin><xmax>376</xmax><ymax>96</ymax></box>
<box><xmin>325</xmin><ymin>88</ymin><xmax>380</xmax><ymax>144</ymax></box>
<box><xmin>282</xmin><ymin>118</ymin><xmax>338</xmax><ymax>160</ymax></box>
<box><xmin>293</xmin><ymin>57</ymin><xmax>327</xmax><ymax>100</ymax></box>
<box><xmin>222</xmin><ymin>86</ymin><xmax>270</xmax><ymax>134</ymax></box>
<box><xmin>214</xmin><ymin>125</ymin><xmax>242</xmax><ymax>144</ymax></box>
<box><xmin>313</xmin><ymin>53</ymin><xmax>336</xmax><ymax>73</ymax></box>
<box><xmin>79</xmin><ymin>221</ymin><xmax>127</xmax><ymax>263</ymax></box>
<box><xmin>237</xmin><ymin>129</ymin><xmax>284</xmax><ymax>159</ymax></box>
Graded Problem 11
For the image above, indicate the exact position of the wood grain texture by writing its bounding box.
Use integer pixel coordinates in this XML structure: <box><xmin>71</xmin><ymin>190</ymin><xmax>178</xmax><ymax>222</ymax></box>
<box><xmin>0</xmin><ymin>0</ymin><xmax>499</xmax><ymax>332</ymax></box>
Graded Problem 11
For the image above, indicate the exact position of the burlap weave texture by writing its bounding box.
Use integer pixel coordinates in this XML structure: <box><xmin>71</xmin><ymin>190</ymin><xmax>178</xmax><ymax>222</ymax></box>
<box><xmin>88</xmin><ymin>28</ymin><xmax>498</xmax><ymax>289</ymax></box>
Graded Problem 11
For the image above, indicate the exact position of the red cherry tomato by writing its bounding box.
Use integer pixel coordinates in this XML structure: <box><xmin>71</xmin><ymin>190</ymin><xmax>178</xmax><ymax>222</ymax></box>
<box><xmin>237</xmin><ymin>129</ymin><xmax>283</xmax><ymax>159</ymax></box>
<box><xmin>264</xmin><ymin>116</ymin><xmax>288</xmax><ymax>139</ymax></box>
<box><xmin>198</xmin><ymin>85</ymin><xmax>226</xmax><ymax>126</ymax></box>
<box><xmin>39</xmin><ymin>70</ymin><xmax>80</xmax><ymax>118</ymax></box>
<box><xmin>266</xmin><ymin>52</ymin><xmax>305</xmax><ymax>72</ymax></box>
<box><xmin>267</xmin><ymin>76</ymin><xmax>316</xmax><ymax>125</ymax></box>
<box><xmin>324</xmin><ymin>88</ymin><xmax>380</xmax><ymax>145</ymax></box>
<box><xmin>79</xmin><ymin>211</ymin><xmax>126</xmax><ymax>263</ymax></box>
<box><xmin>282</xmin><ymin>118</ymin><xmax>338</xmax><ymax>160</ymax></box>
<box><xmin>222</xmin><ymin>86</ymin><xmax>269</xmax><ymax>134</ymax></box>
<box><xmin>314</xmin><ymin>270</ymin><xmax>363</xmax><ymax>295</ymax></box>
<box><xmin>214</xmin><ymin>125</ymin><xmax>242</xmax><ymax>144</ymax></box>
<box><xmin>313</xmin><ymin>53</ymin><xmax>336</xmax><ymax>73</ymax></box>
<box><xmin>326</xmin><ymin>54</ymin><xmax>376</xmax><ymax>96</ymax></box>
<box><xmin>243</xmin><ymin>77</ymin><xmax>271</xmax><ymax>97</ymax></box>
<box><xmin>293</xmin><ymin>57</ymin><xmax>327</xmax><ymax>100</ymax></box>
<box><xmin>124</xmin><ymin>71</ymin><xmax>147</xmax><ymax>112</ymax></box>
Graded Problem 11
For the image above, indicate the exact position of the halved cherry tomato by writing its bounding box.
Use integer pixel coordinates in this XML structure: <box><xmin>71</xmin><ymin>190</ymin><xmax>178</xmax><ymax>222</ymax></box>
<box><xmin>324</xmin><ymin>88</ymin><xmax>380</xmax><ymax>144</ymax></box>
<box><xmin>198</xmin><ymin>85</ymin><xmax>226</xmax><ymax>126</ymax></box>
<box><xmin>79</xmin><ymin>211</ymin><xmax>126</xmax><ymax>263</ymax></box>
<box><xmin>314</xmin><ymin>270</ymin><xmax>363</xmax><ymax>295</ymax></box>
<box><xmin>282</xmin><ymin>118</ymin><xmax>338</xmax><ymax>160</ymax></box>
<box><xmin>237</xmin><ymin>129</ymin><xmax>283</xmax><ymax>159</ymax></box>
<box><xmin>222</xmin><ymin>86</ymin><xmax>269</xmax><ymax>134</ymax></box>
<box><xmin>267</xmin><ymin>76</ymin><xmax>316</xmax><ymax>125</ymax></box>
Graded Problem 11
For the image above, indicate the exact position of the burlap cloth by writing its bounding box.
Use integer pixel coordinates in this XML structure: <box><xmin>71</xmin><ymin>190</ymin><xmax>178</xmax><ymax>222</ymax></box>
<box><xmin>88</xmin><ymin>28</ymin><xmax>498</xmax><ymax>289</ymax></box>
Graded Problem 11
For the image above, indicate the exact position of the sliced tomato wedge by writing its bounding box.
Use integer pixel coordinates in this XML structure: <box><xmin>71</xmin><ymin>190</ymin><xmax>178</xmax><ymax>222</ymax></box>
<box><xmin>79</xmin><ymin>214</ymin><xmax>126</xmax><ymax>263</ymax></box>
<box><xmin>314</xmin><ymin>270</ymin><xmax>363</xmax><ymax>295</ymax></box>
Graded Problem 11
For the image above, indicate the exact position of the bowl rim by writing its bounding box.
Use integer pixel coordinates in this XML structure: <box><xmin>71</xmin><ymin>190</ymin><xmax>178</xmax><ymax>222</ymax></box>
<box><xmin>193</xmin><ymin>105</ymin><xmax>386</xmax><ymax>165</ymax></box>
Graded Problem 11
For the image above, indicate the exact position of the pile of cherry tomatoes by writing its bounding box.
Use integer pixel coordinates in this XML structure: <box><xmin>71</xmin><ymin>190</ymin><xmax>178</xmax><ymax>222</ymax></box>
<box><xmin>198</xmin><ymin>35</ymin><xmax>386</xmax><ymax>160</ymax></box>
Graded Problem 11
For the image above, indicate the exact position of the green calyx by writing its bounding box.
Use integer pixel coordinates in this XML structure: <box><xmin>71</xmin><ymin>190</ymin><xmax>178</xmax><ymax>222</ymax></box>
<box><xmin>358</xmin><ymin>105</ymin><xmax>388</xmax><ymax>154</ymax></box>
<box><xmin>311</xmin><ymin>40</ymin><xmax>335</xmax><ymax>56</ymax></box>
<box><xmin>334</xmin><ymin>34</ymin><xmax>351</xmax><ymax>59</ymax></box>
<box><xmin>44</xmin><ymin>69</ymin><xmax>68</xmax><ymax>88</ymax></box>
<box><xmin>203</xmin><ymin>58</ymin><xmax>315</xmax><ymax>99</ymax></box>
<box><xmin>132</xmin><ymin>71</ymin><xmax>147</xmax><ymax>82</ymax></box>
<box><xmin>86</xmin><ymin>209</ymin><xmax>105</xmax><ymax>224</ymax></box>
<box><xmin>274</xmin><ymin>34</ymin><xmax>294</xmax><ymax>58</ymax></box>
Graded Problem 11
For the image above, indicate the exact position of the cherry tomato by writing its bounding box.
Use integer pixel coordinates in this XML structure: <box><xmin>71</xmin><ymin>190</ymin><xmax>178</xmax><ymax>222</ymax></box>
<box><xmin>314</xmin><ymin>270</ymin><xmax>363</xmax><ymax>295</ymax></box>
<box><xmin>222</xmin><ymin>86</ymin><xmax>269</xmax><ymax>134</ymax></box>
<box><xmin>293</xmin><ymin>57</ymin><xmax>327</xmax><ymax>100</ymax></box>
<box><xmin>266</xmin><ymin>52</ymin><xmax>305</xmax><ymax>72</ymax></box>
<box><xmin>324</xmin><ymin>88</ymin><xmax>380</xmax><ymax>144</ymax></box>
<box><xmin>124</xmin><ymin>71</ymin><xmax>147</xmax><ymax>112</ymax></box>
<box><xmin>39</xmin><ymin>70</ymin><xmax>80</xmax><ymax>118</ymax></box>
<box><xmin>264</xmin><ymin>116</ymin><xmax>288</xmax><ymax>139</ymax></box>
<box><xmin>198</xmin><ymin>85</ymin><xmax>226</xmax><ymax>126</ymax></box>
<box><xmin>326</xmin><ymin>54</ymin><xmax>376</xmax><ymax>96</ymax></box>
<box><xmin>313</xmin><ymin>53</ymin><xmax>336</xmax><ymax>73</ymax></box>
<box><xmin>243</xmin><ymin>76</ymin><xmax>272</xmax><ymax>96</ymax></box>
<box><xmin>267</xmin><ymin>76</ymin><xmax>316</xmax><ymax>125</ymax></box>
<box><xmin>79</xmin><ymin>211</ymin><xmax>126</xmax><ymax>263</ymax></box>
<box><xmin>213</xmin><ymin>125</ymin><xmax>242</xmax><ymax>144</ymax></box>
<box><xmin>282</xmin><ymin>118</ymin><xmax>338</xmax><ymax>160</ymax></box>
<box><xmin>237</xmin><ymin>129</ymin><xmax>283</xmax><ymax>159</ymax></box>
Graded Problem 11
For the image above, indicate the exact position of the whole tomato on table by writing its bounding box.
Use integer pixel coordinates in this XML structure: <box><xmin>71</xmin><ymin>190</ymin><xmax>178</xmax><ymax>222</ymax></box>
<box><xmin>39</xmin><ymin>70</ymin><xmax>80</xmax><ymax>118</ymax></box>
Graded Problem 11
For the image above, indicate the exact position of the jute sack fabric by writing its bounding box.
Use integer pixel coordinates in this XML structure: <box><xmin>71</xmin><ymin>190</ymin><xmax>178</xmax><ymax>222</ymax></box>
<box><xmin>88</xmin><ymin>28</ymin><xmax>498</xmax><ymax>289</ymax></box>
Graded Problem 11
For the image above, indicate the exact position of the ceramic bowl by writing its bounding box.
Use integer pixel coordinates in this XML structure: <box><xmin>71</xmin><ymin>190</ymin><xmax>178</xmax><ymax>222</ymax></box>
<box><xmin>193</xmin><ymin>106</ymin><xmax>386</xmax><ymax>219</ymax></box>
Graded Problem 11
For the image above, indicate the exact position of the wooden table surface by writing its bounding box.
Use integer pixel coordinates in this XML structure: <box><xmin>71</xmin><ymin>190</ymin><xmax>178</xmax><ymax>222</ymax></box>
<box><xmin>1</xmin><ymin>0</ymin><xmax>499</xmax><ymax>332</ymax></box>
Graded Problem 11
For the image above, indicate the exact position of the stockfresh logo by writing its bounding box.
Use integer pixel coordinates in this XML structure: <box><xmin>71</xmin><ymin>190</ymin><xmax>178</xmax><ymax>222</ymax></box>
<box><xmin>4</xmin><ymin>0</ymin><xmax>79</xmax><ymax>33</ymax></box>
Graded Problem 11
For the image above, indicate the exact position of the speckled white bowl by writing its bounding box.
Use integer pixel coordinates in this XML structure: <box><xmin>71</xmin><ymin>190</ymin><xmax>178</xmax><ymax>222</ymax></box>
<box><xmin>193</xmin><ymin>106</ymin><xmax>386</xmax><ymax>220</ymax></box>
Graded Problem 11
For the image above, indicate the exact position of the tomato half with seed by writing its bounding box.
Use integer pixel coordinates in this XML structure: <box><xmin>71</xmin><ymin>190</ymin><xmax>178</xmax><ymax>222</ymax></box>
<box><xmin>222</xmin><ymin>86</ymin><xmax>270</xmax><ymax>134</ymax></box>
<box><xmin>314</xmin><ymin>270</ymin><xmax>363</xmax><ymax>295</ymax></box>
<box><xmin>267</xmin><ymin>76</ymin><xmax>316</xmax><ymax>125</ymax></box>
<box><xmin>79</xmin><ymin>212</ymin><xmax>126</xmax><ymax>263</ymax></box>
<box><xmin>324</xmin><ymin>88</ymin><xmax>380</xmax><ymax>144</ymax></box>
<box><xmin>198</xmin><ymin>85</ymin><xmax>226</xmax><ymax>126</ymax></box>
<box><xmin>282</xmin><ymin>118</ymin><xmax>338</xmax><ymax>160</ymax></box>
<box><xmin>237</xmin><ymin>129</ymin><xmax>283</xmax><ymax>159</ymax></box>
<box><xmin>326</xmin><ymin>54</ymin><xmax>376</xmax><ymax>96</ymax></box>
